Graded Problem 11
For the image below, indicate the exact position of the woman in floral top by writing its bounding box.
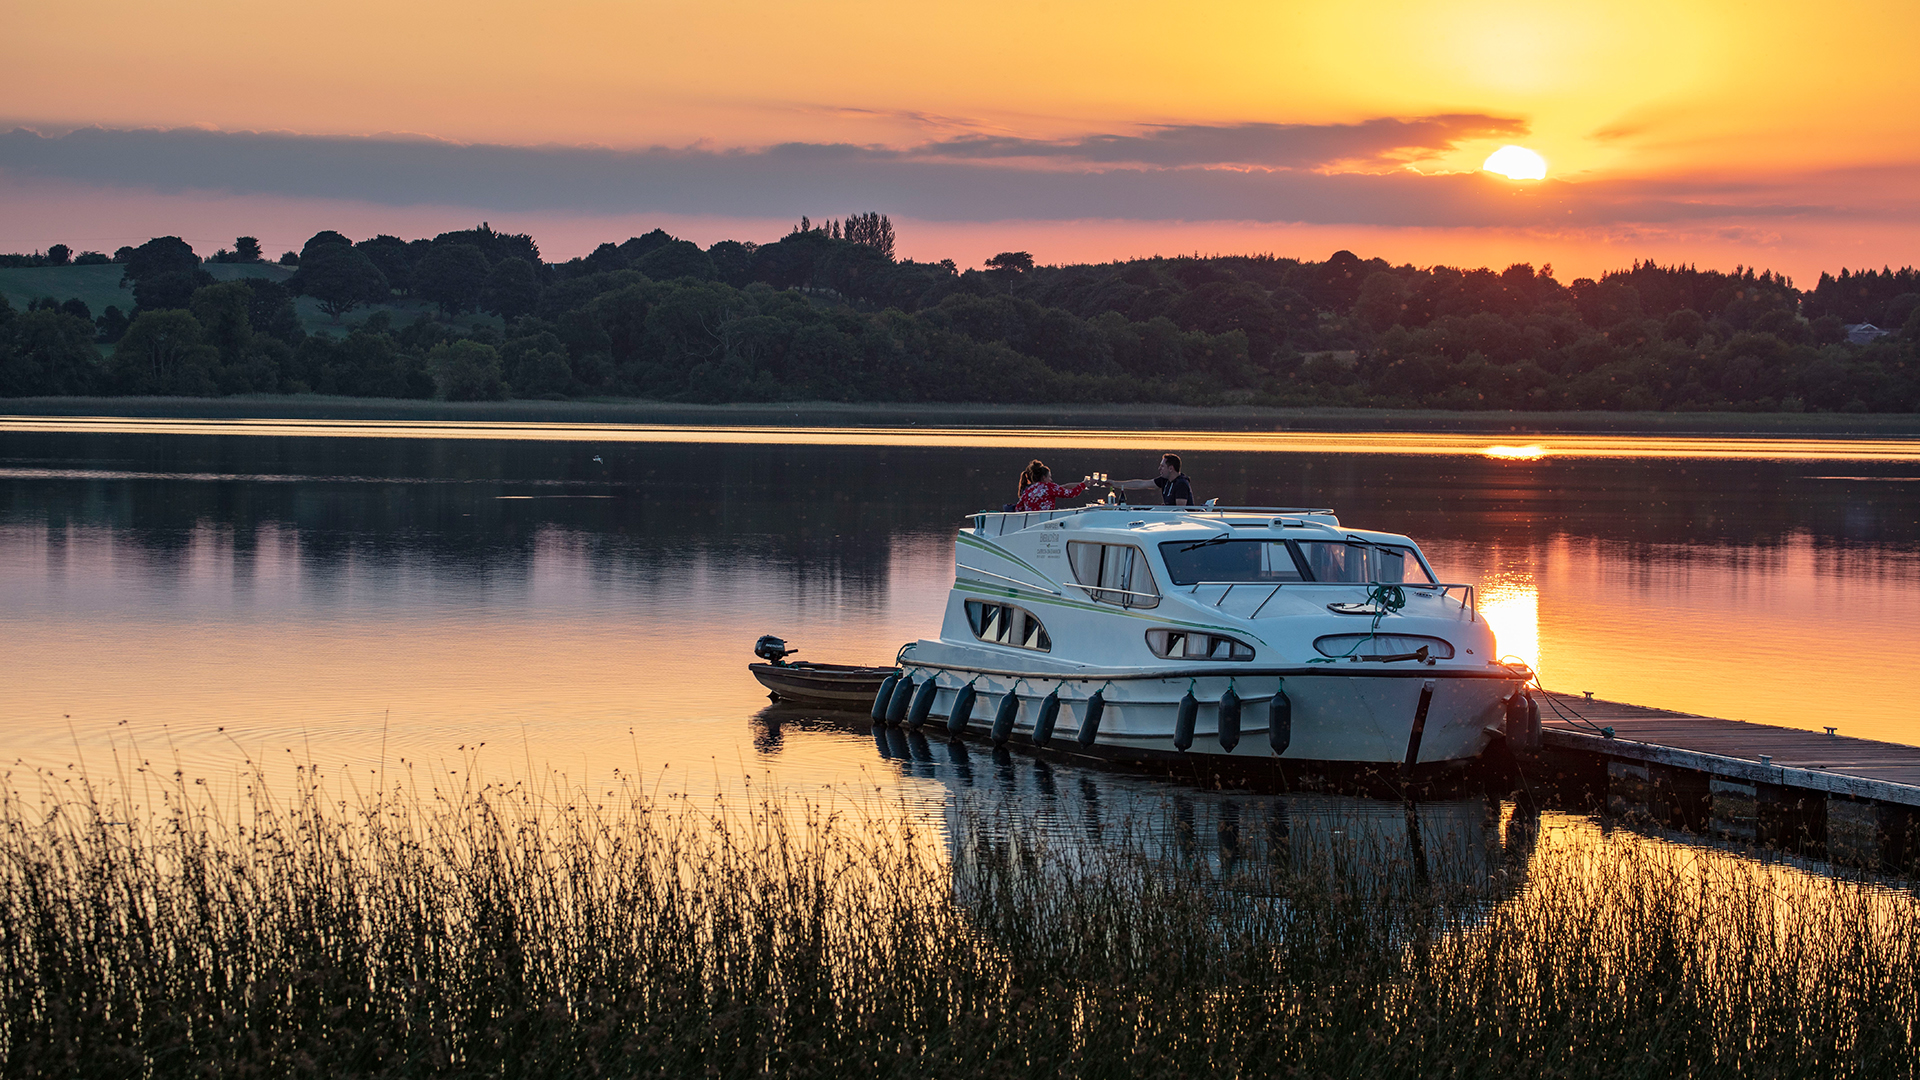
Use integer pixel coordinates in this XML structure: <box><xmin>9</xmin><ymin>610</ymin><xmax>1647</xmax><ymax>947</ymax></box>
<box><xmin>1012</xmin><ymin>459</ymin><xmax>1091</xmax><ymax>511</ymax></box>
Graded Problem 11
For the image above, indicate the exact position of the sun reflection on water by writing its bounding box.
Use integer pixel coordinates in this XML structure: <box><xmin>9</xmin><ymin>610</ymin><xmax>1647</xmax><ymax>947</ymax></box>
<box><xmin>1482</xmin><ymin>444</ymin><xmax>1547</xmax><ymax>460</ymax></box>
<box><xmin>1477</xmin><ymin>575</ymin><xmax>1539</xmax><ymax>673</ymax></box>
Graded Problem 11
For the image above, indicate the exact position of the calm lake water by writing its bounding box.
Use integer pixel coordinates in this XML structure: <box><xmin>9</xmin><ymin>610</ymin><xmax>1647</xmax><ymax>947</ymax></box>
<box><xmin>4</xmin><ymin>420</ymin><xmax>1919</xmax><ymax>822</ymax></box>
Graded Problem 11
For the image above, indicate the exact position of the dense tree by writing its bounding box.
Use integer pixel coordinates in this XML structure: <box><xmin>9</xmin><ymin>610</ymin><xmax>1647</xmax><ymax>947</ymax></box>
<box><xmin>111</xmin><ymin>310</ymin><xmax>218</xmax><ymax>395</ymax></box>
<box><xmin>7</xmin><ymin>222</ymin><xmax>1920</xmax><ymax>412</ymax></box>
<box><xmin>233</xmin><ymin>236</ymin><xmax>263</xmax><ymax>262</ymax></box>
<box><xmin>707</xmin><ymin>240</ymin><xmax>757</xmax><ymax>287</ymax></box>
<box><xmin>1805</xmin><ymin>267</ymin><xmax>1920</xmax><ymax>325</ymax></box>
<box><xmin>433</xmin><ymin>223</ymin><xmax>540</xmax><ymax>267</ymax></box>
<box><xmin>355</xmin><ymin>235</ymin><xmax>414</xmax><ymax>295</ymax></box>
<box><xmin>429</xmin><ymin>339</ymin><xmax>507</xmax><ymax>400</ymax></box>
<box><xmin>132</xmin><ymin>270</ymin><xmax>207</xmax><ymax>312</ymax></box>
<box><xmin>501</xmin><ymin>331</ymin><xmax>575</xmax><ymax>398</ymax></box>
<box><xmin>635</xmin><ymin>241</ymin><xmax>715</xmax><ymax>282</ymax></box>
<box><xmin>0</xmin><ymin>307</ymin><xmax>101</xmax><ymax>396</ymax></box>
<box><xmin>297</xmin><ymin>323</ymin><xmax>431</xmax><ymax>399</ymax></box>
<box><xmin>45</xmin><ymin>244</ymin><xmax>70</xmax><ymax>266</ymax></box>
<box><xmin>95</xmin><ymin>306</ymin><xmax>130</xmax><ymax>344</ymax></box>
<box><xmin>119</xmin><ymin>236</ymin><xmax>204</xmax><ymax>294</ymax></box>
<box><xmin>751</xmin><ymin>230</ymin><xmax>835</xmax><ymax>291</ymax></box>
<box><xmin>299</xmin><ymin>231</ymin><xmax>354</xmax><ymax>262</ymax></box>
<box><xmin>415</xmin><ymin>244</ymin><xmax>492</xmax><ymax>316</ymax></box>
<box><xmin>842</xmin><ymin>212</ymin><xmax>896</xmax><ymax>259</ymax></box>
<box><xmin>480</xmin><ymin>257</ymin><xmax>542</xmax><ymax>320</ymax></box>
<box><xmin>288</xmin><ymin>245</ymin><xmax>389</xmax><ymax>320</ymax></box>
<box><xmin>617</xmin><ymin>230</ymin><xmax>675</xmax><ymax>265</ymax></box>
<box><xmin>189</xmin><ymin>282</ymin><xmax>254</xmax><ymax>364</ymax></box>
<box><xmin>235</xmin><ymin>278</ymin><xmax>304</xmax><ymax>345</ymax></box>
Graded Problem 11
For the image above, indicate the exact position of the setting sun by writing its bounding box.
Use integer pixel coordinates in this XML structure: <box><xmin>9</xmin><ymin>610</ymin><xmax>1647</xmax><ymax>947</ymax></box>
<box><xmin>1482</xmin><ymin>145</ymin><xmax>1549</xmax><ymax>180</ymax></box>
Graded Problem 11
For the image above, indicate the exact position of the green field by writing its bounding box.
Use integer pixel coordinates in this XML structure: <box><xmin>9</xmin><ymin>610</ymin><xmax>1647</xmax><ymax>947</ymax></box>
<box><xmin>0</xmin><ymin>263</ymin><xmax>501</xmax><ymax>338</ymax></box>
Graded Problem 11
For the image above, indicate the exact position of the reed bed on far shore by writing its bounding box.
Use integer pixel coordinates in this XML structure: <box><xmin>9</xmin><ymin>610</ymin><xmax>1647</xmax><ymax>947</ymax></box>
<box><xmin>1</xmin><ymin>767</ymin><xmax>1915</xmax><ymax>1079</ymax></box>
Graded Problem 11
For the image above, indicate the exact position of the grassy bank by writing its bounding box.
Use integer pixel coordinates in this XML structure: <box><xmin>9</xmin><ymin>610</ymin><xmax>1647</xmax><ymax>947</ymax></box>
<box><xmin>0</xmin><ymin>264</ymin><xmax>501</xmax><ymax>339</ymax></box>
<box><xmin>5</xmin><ymin>394</ymin><xmax>1920</xmax><ymax>435</ymax></box>
<box><xmin>2</xmin><ymin>772</ymin><xmax>1914</xmax><ymax>1078</ymax></box>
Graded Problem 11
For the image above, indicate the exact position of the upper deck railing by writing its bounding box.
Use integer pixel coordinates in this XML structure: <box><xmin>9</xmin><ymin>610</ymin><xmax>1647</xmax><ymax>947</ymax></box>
<box><xmin>970</xmin><ymin>504</ymin><xmax>1338</xmax><ymax>537</ymax></box>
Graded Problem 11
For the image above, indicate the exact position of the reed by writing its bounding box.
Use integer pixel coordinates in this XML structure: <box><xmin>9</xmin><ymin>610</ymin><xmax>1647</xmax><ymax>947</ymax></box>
<box><xmin>1</xmin><ymin>766</ymin><xmax>1914</xmax><ymax>1079</ymax></box>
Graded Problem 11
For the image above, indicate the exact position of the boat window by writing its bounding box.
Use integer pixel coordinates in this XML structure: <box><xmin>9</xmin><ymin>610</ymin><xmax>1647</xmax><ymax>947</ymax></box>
<box><xmin>1067</xmin><ymin>542</ymin><xmax>1161</xmax><ymax>608</ymax></box>
<box><xmin>1157</xmin><ymin>539</ymin><xmax>1306</xmax><ymax>585</ymax></box>
<box><xmin>965</xmin><ymin>599</ymin><xmax>1052</xmax><ymax>651</ymax></box>
<box><xmin>1294</xmin><ymin>541</ymin><xmax>1435</xmax><ymax>585</ymax></box>
<box><xmin>1146</xmin><ymin>628</ymin><xmax>1255</xmax><ymax>661</ymax></box>
<box><xmin>1313</xmin><ymin>633</ymin><xmax>1454</xmax><ymax>660</ymax></box>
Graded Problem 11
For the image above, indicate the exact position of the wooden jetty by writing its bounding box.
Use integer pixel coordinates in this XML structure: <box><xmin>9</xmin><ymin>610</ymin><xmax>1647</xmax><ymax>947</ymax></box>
<box><xmin>1532</xmin><ymin>691</ymin><xmax>1920</xmax><ymax>866</ymax></box>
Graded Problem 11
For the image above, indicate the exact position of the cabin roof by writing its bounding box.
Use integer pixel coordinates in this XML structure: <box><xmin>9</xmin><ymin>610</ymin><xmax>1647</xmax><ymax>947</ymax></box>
<box><xmin>969</xmin><ymin>504</ymin><xmax>1417</xmax><ymax>547</ymax></box>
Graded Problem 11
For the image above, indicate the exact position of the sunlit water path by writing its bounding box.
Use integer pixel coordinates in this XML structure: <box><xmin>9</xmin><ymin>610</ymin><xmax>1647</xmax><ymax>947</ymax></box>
<box><xmin>6</xmin><ymin>413</ymin><xmax>1919</xmax><ymax>460</ymax></box>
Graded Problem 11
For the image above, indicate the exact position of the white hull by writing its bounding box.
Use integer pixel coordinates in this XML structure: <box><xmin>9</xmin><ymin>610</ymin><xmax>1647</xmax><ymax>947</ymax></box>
<box><xmin>905</xmin><ymin>667</ymin><xmax>1516</xmax><ymax>765</ymax></box>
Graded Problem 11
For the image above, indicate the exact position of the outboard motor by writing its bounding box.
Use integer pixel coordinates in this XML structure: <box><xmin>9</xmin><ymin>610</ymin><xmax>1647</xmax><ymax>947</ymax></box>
<box><xmin>754</xmin><ymin>635</ymin><xmax>797</xmax><ymax>665</ymax></box>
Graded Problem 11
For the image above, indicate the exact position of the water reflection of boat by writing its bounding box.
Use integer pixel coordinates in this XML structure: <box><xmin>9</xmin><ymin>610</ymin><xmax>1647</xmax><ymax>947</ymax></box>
<box><xmin>756</xmin><ymin>703</ymin><xmax>1539</xmax><ymax>932</ymax></box>
<box><xmin>883</xmin><ymin>504</ymin><xmax>1535</xmax><ymax>779</ymax></box>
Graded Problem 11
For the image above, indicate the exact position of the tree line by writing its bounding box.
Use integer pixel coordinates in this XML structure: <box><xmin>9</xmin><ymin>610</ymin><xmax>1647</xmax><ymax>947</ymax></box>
<box><xmin>3</xmin><ymin>216</ymin><xmax>1918</xmax><ymax>411</ymax></box>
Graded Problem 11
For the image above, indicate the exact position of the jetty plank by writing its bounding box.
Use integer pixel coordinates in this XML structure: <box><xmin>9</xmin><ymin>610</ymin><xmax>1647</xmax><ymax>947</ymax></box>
<box><xmin>1537</xmin><ymin>691</ymin><xmax>1920</xmax><ymax>805</ymax></box>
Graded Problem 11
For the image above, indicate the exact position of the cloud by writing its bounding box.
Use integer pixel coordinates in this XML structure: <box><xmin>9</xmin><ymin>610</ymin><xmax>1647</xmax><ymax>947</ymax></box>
<box><xmin>0</xmin><ymin>124</ymin><xmax>1892</xmax><ymax>233</ymax></box>
<box><xmin>916</xmin><ymin>115</ymin><xmax>1528</xmax><ymax>168</ymax></box>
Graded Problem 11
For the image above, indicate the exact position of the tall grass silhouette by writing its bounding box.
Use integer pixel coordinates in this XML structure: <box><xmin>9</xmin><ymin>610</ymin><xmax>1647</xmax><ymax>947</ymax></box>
<box><xmin>1</xmin><ymin>761</ymin><xmax>1915</xmax><ymax>1078</ymax></box>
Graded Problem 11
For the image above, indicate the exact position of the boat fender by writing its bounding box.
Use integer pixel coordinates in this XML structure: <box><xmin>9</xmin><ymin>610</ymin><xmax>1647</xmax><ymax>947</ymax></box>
<box><xmin>1173</xmin><ymin>692</ymin><xmax>1198</xmax><ymax>752</ymax></box>
<box><xmin>907</xmin><ymin>680</ymin><xmax>938</xmax><ymax>730</ymax></box>
<box><xmin>1526</xmin><ymin>692</ymin><xmax>1543</xmax><ymax>751</ymax></box>
<box><xmin>1268</xmin><ymin>687</ymin><xmax>1292</xmax><ymax>756</ymax></box>
<box><xmin>1218</xmin><ymin>687</ymin><xmax>1242</xmax><ymax>753</ymax></box>
<box><xmin>1504</xmin><ymin>692</ymin><xmax>1528</xmax><ymax>747</ymax></box>
<box><xmin>990</xmin><ymin>692</ymin><xmax>1020</xmax><ymax>746</ymax></box>
<box><xmin>1032</xmin><ymin>690</ymin><xmax>1061</xmax><ymax>748</ymax></box>
<box><xmin>1077</xmin><ymin>690</ymin><xmax>1106</xmax><ymax>747</ymax></box>
<box><xmin>947</xmin><ymin>684</ymin><xmax>978</xmax><ymax>737</ymax></box>
<box><xmin>884</xmin><ymin>677</ymin><xmax>915</xmax><ymax>727</ymax></box>
<box><xmin>871</xmin><ymin>673</ymin><xmax>900</xmax><ymax>722</ymax></box>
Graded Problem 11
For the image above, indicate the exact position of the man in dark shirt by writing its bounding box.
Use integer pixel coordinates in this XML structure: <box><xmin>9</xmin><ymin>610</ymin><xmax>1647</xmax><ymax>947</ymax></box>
<box><xmin>1116</xmin><ymin>454</ymin><xmax>1194</xmax><ymax>505</ymax></box>
<box><xmin>1154</xmin><ymin>453</ymin><xmax>1193</xmax><ymax>505</ymax></box>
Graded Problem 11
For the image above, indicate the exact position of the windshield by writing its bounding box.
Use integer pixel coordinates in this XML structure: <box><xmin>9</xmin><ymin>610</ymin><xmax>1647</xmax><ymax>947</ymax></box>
<box><xmin>1158</xmin><ymin>540</ymin><xmax>1304</xmax><ymax>585</ymax></box>
<box><xmin>1293</xmin><ymin>541</ymin><xmax>1435</xmax><ymax>584</ymax></box>
<box><xmin>1158</xmin><ymin>538</ymin><xmax>1433</xmax><ymax>585</ymax></box>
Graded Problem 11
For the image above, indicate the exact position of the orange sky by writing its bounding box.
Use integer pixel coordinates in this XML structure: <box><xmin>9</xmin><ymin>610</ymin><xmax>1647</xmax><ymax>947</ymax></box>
<box><xmin>4</xmin><ymin>0</ymin><xmax>1918</xmax><ymax>276</ymax></box>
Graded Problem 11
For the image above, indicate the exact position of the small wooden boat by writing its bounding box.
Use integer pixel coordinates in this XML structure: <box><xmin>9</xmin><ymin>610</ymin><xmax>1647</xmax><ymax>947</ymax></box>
<box><xmin>749</xmin><ymin>635</ymin><xmax>893</xmax><ymax>707</ymax></box>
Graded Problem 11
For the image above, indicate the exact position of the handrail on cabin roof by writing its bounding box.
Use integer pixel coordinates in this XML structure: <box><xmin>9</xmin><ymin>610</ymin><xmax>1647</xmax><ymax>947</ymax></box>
<box><xmin>973</xmin><ymin>505</ymin><xmax>1336</xmax><ymax>517</ymax></box>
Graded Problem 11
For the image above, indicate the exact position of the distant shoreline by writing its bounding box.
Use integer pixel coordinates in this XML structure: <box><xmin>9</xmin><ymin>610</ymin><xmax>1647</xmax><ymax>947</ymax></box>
<box><xmin>3</xmin><ymin>395</ymin><xmax>1919</xmax><ymax>436</ymax></box>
